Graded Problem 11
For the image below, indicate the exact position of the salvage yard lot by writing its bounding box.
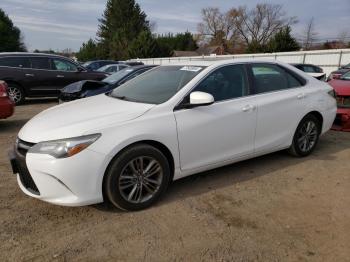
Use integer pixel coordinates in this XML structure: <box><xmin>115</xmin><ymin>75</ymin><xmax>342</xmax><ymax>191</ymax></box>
<box><xmin>0</xmin><ymin>100</ymin><xmax>349</xmax><ymax>261</ymax></box>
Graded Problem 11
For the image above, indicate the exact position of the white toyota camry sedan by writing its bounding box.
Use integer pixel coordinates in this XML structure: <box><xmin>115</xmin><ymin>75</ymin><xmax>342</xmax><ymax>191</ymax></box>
<box><xmin>9</xmin><ymin>60</ymin><xmax>336</xmax><ymax>211</ymax></box>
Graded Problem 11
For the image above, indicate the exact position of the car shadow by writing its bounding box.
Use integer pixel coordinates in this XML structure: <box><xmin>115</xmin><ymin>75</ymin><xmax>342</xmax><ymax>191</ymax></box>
<box><xmin>0</xmin><ymin>119</ymin><xmax>29</xmax><ymax>134</ymax></box>
<box><xmin>93</xmin><ymin>132</ymin><xmax>350</xmax><ymax>213</ymax></box>
<box><xmin>20</xmin><ymin>98</ymin><xmax>58</xmax><ymax>106</ymax></box>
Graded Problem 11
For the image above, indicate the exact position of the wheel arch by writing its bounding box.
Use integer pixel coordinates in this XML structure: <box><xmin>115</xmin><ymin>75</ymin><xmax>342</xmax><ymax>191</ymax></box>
<box><xmin>4</xmin><ymin>80</ymin><xmax>26</xmax><ymax>95</ymax></box>
<box><xmin>305</xmin><ymin>111</ymin><xmax>324</xmax><ymax>130</ymax></box>
<box><xmin>102</xmin><ymin>140</ymin><xmax>175</xmax><ymax>200</ymax></box>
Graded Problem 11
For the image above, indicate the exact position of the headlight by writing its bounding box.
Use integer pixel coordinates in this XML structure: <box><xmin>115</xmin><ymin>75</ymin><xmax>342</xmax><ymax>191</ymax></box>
<box><xmin>29</xmin><ymin>134</ymin><xmax>101</xmax><ymax>158</ymax></box>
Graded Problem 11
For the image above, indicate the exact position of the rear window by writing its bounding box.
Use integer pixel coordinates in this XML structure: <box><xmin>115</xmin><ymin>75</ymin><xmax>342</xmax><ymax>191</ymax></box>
<box><xmin>0</xmin><ymin>57</ymin><xmax>30</xmax><ymax>68</ymax></box>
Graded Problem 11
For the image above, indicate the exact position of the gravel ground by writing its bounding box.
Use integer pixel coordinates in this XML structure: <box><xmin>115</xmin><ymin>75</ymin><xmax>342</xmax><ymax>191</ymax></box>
<box><xmin>0</xmin><ymin>100</ymin><xmax>349</xmax><ymax>262</ymax></box>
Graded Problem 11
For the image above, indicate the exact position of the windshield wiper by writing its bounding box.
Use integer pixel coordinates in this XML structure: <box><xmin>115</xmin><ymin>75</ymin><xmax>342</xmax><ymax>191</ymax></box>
<box><xmin>112</xmin><ymin>94</ymin><xmax>127</xmax><ymax>100</ymax></box>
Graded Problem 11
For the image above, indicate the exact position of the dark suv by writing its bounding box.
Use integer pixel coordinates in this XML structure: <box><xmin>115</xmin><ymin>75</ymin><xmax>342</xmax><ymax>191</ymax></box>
<box><xmin>0</xmin><ymin>53</ymin><xmax>108</xmax><ymax>104</ymax></box>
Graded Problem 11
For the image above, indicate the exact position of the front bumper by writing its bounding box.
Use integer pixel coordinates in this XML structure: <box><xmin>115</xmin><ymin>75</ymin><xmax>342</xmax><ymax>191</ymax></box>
<box><xmin>332</xmin><ymin>108</ymin><xmax>350</xmax><ymax>132</ymax></box>
<box><xmin>9</xmin><ymin>141</ymin><xmax>109</xmax><ymax>206</ymax></box>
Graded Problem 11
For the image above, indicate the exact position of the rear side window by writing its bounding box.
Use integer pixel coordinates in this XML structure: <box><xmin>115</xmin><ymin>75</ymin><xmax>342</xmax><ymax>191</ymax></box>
<box><xmin>30</xmin><ymin>57</ymin><xmax>51</xmax><ymax>70</ymax></box>
<box><xmin>0</xmin><ymin>57</ymin><xmax>30</xmax><ymax>68</ymax></box>
<box><xmin>250</xmin><ymin>64</ymin><xmax>302</xmax><ymax>95</ymax></box>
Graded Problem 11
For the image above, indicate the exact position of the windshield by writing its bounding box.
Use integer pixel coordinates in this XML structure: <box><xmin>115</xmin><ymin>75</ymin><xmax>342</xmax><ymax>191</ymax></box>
<box><xmin>110</xmin><ymin>65</ymin><xmax>205</xmax><ymax>104</ymax></box>
<box><xmin>103</xmin><ymin>68</ymin><xmax>135</xmax><ymax>84</ymax></box>
<box><xmin>340</xmin><ymin>71</ymin><xmax>350</xmax><ymax>80</ymax></box>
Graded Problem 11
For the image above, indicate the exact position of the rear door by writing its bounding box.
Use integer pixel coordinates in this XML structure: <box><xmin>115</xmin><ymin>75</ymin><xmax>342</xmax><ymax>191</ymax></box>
<box><xmin>248</xmin><ymin>63</ymin><xmax>307</xmax><ymax>154</ymax></box>
<box><xmin>26</xmin><ymin>57</ymin><xmax>58</xmax><ymax>96</ymax></box>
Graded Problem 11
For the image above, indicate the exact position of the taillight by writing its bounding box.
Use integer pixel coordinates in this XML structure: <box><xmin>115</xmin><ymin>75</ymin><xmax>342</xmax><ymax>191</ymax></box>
<box><xmin>328</xmin><ymin>90</ymin><xmax>336</xmax><ymax>98</ymax></box>
<box><xmin>0</xmin><ymin>82</ymin><xmax>8</xmax><ymax>97</ymax></box>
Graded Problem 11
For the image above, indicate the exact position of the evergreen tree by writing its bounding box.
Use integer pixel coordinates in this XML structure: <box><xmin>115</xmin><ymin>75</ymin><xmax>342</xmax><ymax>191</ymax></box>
<box><xmin>0</xmin><ymin>8</ymin><xmax>26</xmax><ymax>52</ymax></box>
<box><xmin>97</xmin><ymin>0</ymin><xmax>150</xmax><ymax>59</ymax></box>
<box><xmin>267</xmin><ymin>26</ymin><xmax>300</xmax><ymax>52</ymax></box>
<box><xmin>76</xmin><ymin>39</ymin><xmax>98</xmax><ymax>62</ymax></box>
<box><xmin>128</xmin><ymin>31</ymin><xmax>159</xmax><ymax>58</ymax></box>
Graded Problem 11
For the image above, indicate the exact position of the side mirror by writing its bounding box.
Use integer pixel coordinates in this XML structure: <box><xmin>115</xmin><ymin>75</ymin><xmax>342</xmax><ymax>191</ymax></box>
<box><xmin>189</xmin><ymin>91</ymin><xmax>214</xmax><ymax>107</ymax></box>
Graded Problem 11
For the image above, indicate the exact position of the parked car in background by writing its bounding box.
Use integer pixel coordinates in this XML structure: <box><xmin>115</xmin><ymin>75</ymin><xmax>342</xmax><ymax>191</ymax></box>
<box><xmin>329</xmin><ymin>71</ymin><xmax>350</xmax><ymax>131</ymax></box>
<box><xmin>0</xmin><ymin>80</ymin><xmax>14</xmax><ymax>119</ymax></box>
<box><xmin>10</xmin><ymin>60</ymin><xmax>336</xmax><ymax>210</ymax></box>
<box><xmin>59</xmin><ymin>65</ymin><xmax>157</xmax><ymax>102</ymax></box>
<box><xmin>97</xmin><ymin>64</ymin><xmax>129</xmax><ymax>74</ymax></box>
<box><xmin>0</xmin><ymin>53</ymin><xmax>108</xmax><ymax>104</ymax></box>
<box><xmin>328</xmin><ymin>63</ymin><xmax>350</xmax><ymax>81</ymax></box>
<box><xmin>82</xmin><ymin>60</ymin><xmax>120</xmax><ymax>71</ymax></box>
<box><xmin>124</xmin><ymin>61</ymin><xmax>144</xmax><ymax>66</ymax></box>
<box><xmin>292</xmin><ymin>64</ymin><xmax>326</xmax><ymax>81</ymax></box>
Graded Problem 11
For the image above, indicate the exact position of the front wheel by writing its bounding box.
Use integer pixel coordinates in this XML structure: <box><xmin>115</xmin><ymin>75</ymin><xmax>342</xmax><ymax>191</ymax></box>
<box><xmin>103</xmin><ymin>144</ymin><xmax>171</xmax><ymax>211</ymax></box>
<box><xmin>288</xmin><ymin>114</ymin><xmax>321</xmax><ymax>157</ymax></box>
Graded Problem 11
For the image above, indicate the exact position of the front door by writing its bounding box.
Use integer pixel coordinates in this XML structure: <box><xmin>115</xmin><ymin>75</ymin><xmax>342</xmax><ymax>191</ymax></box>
<box><xmin>174</xmin><ymin>64</ymin><xmax>257</xmax><ymax>171</ymax></box>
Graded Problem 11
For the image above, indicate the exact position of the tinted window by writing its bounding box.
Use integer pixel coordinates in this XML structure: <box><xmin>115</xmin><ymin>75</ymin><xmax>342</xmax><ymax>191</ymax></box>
<box><xmin>110</xmin><ymin>66</ymin><xmax>205</xmax><ymax>104</ymax></box>
<box><xmin>52</xmin><ymin>59</ymin><xmax>77</xmax><ymax>71</ymax></box>
<box><xmin>251</xmin><ymin>64</ymin><xmax>301</xmax><ymax>94</ymax></box>
<box><xmin>30</xmin><ymin>57</ymin><xmax>51</xmax><ymax>70</ymax></box>
<box><xmin>0</xmin><ymin>57</ymin><xmax>30</xmax><ymax>68</ymax></box>
<box><xmin>302</xmin><ymin>65</ymin><xmax>322</xmax><ymax>73</ymax></box>
<box><xmin>194</xmin><ymin>65</ymin><xmax>247</xmax><ymax>102</ymax></box>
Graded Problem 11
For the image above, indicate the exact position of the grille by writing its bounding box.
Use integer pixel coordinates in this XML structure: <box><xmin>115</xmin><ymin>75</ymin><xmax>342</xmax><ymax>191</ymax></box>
<box><xmin>15</xmin><ymin>139</ymin><xmax>40</xmax><ymax>195</ymax></box>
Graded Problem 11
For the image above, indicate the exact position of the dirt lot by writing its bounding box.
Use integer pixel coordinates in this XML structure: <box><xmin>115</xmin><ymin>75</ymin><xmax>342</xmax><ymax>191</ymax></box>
<box><xmin>0</xmin><ymin>100</ymin><xmax>349</xmax><ymax>262</ymax></box>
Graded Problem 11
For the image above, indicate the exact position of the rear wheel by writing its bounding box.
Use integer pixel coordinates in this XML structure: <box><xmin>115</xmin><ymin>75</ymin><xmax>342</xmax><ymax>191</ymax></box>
<box><xmin>7</xmin><ymin>84</ymin><xmax>25</xmax><ymax>105</ymax></box>
<box><xmin>288</xmin><ymin>114</ymin><xmax>321</xmax><ymax>157</ymax></box>
<box><xmin>104</xmin><ymin>144</ymin><xmax>171</xmax><ymax>211</ymax></box>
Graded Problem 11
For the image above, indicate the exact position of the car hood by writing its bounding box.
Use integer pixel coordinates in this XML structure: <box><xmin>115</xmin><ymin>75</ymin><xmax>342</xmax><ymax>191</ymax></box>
<box><xmin>329</xmin><ymin>80</ymin><xmax>350</xmax><ymax>96</ymax></box>
<box><xmin>62</xmin><ymin>80</ymin><xmax>108</xmax><ymax>93</ymax></box>
<box><xmin>19</xmin><ymin>94</ymin><xmax>155</xmax><ymax>143</ymax></box>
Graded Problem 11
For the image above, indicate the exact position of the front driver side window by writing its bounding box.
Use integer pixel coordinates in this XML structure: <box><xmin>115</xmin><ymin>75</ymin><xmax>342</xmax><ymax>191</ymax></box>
<box><xmin>52</xmin><ymin>59</ymin><xmax>77</xmax><ymax>72</ymax></box>
<box><xmin>193</xmin><ymin>65</ymin><xmax>247</xmax><ymax>102</ymax></box>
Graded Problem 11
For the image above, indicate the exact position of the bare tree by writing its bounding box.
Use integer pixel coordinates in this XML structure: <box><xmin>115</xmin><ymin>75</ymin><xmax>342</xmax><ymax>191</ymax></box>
<box><xmin>197</xmin><ymin>7</ymin><xmax>241</xmax><ymax>47</ymax></box>
<box><xmin>302</xmin><ymin>17</ymin><xmax>318</xmax><ymax>50</ymax></box>
<box><xmin>233</xmin><ymin>4</ymin><xmax>297</xmax><ymax>46</ymax></box>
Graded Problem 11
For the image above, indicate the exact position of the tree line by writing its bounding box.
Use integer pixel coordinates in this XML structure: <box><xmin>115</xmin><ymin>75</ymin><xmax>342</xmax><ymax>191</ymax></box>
<box><xmin>0</xmin><ymin>1</ymin><xmax>349</xmax><ymax>60</ymax></box>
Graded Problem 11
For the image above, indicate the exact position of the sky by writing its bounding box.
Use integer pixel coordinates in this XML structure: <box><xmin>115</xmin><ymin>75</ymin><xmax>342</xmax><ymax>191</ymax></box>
<box><xmin>1</xmin><ymin>0</ymin><xmax>350</xmax><ymax>51</ymax></box>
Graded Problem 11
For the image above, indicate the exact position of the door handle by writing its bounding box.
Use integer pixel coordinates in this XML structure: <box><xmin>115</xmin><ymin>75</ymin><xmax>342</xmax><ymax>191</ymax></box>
<box><xmin>25</xmin><ymin>73</ymin><xmax>34</xmax><ymax>77</ymax></box>
<box><xmin>56</xmin><ymin>75</ymin><xmax>65</xmax><ymax>78</ymax></box>
<box><xmin>297</xmin><ymin>93</ymin><xmax>305</xmax><ymax>99</ymax></box>
<box><xmin>242</xmin><ymin>105</ymin><xmax>254</xmax><ymax>112</ymax></box>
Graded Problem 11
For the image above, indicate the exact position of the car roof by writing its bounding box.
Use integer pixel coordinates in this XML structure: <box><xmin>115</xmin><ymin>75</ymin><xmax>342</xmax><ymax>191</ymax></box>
<box><xmin>0</xmin><ymin>52</ymin><xmax>71</xmax><ymax>59</ymax></box>
<box><xmin>156</xmin><ymin>59</ymin><xmax>285</xmax><ymax>67</ymax></box>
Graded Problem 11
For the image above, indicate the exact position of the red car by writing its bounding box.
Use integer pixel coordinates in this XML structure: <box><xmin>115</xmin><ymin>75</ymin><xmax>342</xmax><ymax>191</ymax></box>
<box><xmin>0</xmin><ymin>80</ymin><xmax>15</xmax><ymax>119</ymax></box>
<box><xmin>329</xmin><ymin>71</ymin><xmax>350</xmax><ymax>131</ymax></box>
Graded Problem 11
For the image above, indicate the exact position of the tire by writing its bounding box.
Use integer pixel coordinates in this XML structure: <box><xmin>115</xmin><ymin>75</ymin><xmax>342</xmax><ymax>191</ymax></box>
<box><xmin>103</xmin><ymin>144</ymin><xmax>171</xmax><ymax>211</ymax></box>
<box><xmin>288</xmin><ymin>114</ymin><xmax>321</xmax><ymax>157</ymax></box>
<box><xmin>7</xmin><ymin>84</ymin><xmax>25</xmax><ymax>105</ymax></box>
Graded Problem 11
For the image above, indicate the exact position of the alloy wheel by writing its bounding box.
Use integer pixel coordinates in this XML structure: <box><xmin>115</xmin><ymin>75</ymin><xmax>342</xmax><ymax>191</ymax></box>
<box><xmin>118</xmin><ymin>156</ymin><xmax>163</xmax><ymax>204</ymax></box>
<box><xmin>8</xmin><ymin>86</ymin><xmax>22</xmax><ymax>103</ymax></box>
<box><xmin>297</xmin><ymin>121</ymin><xmax>318</xmax><ymax>153</ymax></box>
